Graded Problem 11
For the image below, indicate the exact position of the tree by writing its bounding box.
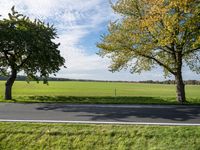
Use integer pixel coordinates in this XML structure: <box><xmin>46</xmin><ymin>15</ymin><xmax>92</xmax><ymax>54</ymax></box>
<box><xmin>97</xmin><ymin>0</ymin><xmax>200</xmax><ymax>104</ymax></box>
<box><xmin>0</xmin><ymin>7</ymin><xmax>65</xmax><ymax>100</ymax></box>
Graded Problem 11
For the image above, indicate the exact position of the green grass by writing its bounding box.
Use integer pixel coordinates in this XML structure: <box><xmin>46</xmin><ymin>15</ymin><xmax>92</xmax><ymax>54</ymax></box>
<box><xmin>0</xmin><ymin>81</ymin><xmax>200</xmax><ymax>104</ymax></box>
<box><xmin>0</xmin><ymin>122</ymin><xmax>200</xmax><ymax>150</ymax></box>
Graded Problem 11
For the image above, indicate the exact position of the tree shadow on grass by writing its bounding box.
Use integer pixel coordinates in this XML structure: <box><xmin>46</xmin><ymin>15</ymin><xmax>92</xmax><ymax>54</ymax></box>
<box><xmin>25</xmin><ymin>96</ymin><xmax>178</xmax><ymax>105</ymax></box>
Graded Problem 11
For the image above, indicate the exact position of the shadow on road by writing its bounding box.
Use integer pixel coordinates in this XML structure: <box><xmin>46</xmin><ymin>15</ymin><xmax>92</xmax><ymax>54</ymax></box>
<box><xmin>35</xmin><ymin>103</ymin><xmax>200</xmax><ymax>122</ymax></box>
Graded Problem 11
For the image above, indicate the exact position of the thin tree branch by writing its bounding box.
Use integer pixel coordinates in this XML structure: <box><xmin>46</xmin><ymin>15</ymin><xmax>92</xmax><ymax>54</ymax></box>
<box><xmin>126</xmin><ymin>46</ymin><xmax>176</xmax><ymax>75</ymax></box>
<box><xmin>17</xmin><ymin>54</ymin><xmax>31</xmax><ymax>68</ymax></box>
<box><xmin>183</xmin><ymin>47</ymin><xmax>200</xmax><ymax>56</ymax></box>
<box><xmin>157</xmin><ymin>46</ymin><xmax>174</xmax><ymax>54</ymax></box>
<box><xmin>139</xmin><ymin>53</ymin><xmax>176</xmax><ymax>75</ymax></box>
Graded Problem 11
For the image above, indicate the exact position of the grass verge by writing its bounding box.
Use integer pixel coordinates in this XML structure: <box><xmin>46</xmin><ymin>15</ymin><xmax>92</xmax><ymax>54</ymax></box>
<box><xmin>0</xmin><ymin>122</ymin><xmax>200</xmax><ymax>150</ymax></box>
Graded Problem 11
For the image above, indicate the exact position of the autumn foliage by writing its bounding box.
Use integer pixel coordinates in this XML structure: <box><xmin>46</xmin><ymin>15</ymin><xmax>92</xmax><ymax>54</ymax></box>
<box><xmin>98</xmin><ymin>0</ymin><xmax>200</xmax><ymax>103</ymax></box>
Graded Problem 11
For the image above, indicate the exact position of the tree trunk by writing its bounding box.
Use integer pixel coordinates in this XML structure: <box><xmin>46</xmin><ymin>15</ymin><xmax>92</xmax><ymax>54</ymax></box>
<box><xmin>5</xmin><ymin>69</ymin><xmax>17</xmax><ymax>100</ymax></box>
<box><xmin>175</xmin><ymin>72</ymin><xmax>186</xmax><ymax>104</ymax></box>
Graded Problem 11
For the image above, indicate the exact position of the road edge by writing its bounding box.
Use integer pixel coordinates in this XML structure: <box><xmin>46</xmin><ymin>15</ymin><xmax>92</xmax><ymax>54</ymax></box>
<box><xmin>0</xmin><ymin>119</ymin><xmax>200</xmax><ymax>126</ymax></box>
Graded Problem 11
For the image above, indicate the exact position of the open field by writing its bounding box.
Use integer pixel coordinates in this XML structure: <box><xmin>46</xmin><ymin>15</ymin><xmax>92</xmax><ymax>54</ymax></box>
<box><xmin>0</xmin><ymin>81</ymin><xmax>200</xmax><ymax>104</ymax></box>
<box><xmin>0</xmin><ymin>122</ymin><xmax>200</xmax><ymax>150</ymax></box>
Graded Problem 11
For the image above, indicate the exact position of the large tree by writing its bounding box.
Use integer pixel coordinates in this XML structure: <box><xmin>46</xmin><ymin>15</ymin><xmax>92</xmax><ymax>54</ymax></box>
<box><xmin>0</xmin><ymin>7</ymin><xmax>65</xmax><ymax>100</ymax></box>
<box><xmin>97</xmin><ymin>0</ymin><xmax>200</xmax><ymax>103</ymax></box>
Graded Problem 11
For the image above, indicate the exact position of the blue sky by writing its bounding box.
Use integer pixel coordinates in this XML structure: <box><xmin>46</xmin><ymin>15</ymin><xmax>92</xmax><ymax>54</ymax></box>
<box><xmin>0</xmin><ymin>0</ymin><xmax>199</xmax><ymax>81</ymax></box>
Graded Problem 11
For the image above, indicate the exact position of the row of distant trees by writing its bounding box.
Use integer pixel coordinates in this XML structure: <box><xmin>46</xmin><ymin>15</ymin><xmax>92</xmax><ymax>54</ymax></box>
<box><xmin>0</xmin><ymin>76</ymin><xmax>199</xmax><ymax>85</ymax></box>
<box><xmin>138</xmin><ymin>80</ymin><xmax>200</xmax><ymax>85</ymax></box>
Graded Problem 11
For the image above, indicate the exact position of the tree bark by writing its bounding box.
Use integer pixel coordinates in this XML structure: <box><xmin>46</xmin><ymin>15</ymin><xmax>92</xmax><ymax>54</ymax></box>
<box><xmin>5</xmin><ymin>69</ymin><xmax>17</xmax><ymax>100</ymax></box>
<box><xmin>175</xmin><ymin>72</ymin><xmax>186</xmax><ymax>104</ymax></box>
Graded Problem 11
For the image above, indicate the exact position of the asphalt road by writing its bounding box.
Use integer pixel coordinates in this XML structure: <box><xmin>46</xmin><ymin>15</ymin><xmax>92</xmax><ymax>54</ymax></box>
<box><xmin>0</xmin><ymin>103</ymin><xmax>200</xmax><ymax>125</ymax></box>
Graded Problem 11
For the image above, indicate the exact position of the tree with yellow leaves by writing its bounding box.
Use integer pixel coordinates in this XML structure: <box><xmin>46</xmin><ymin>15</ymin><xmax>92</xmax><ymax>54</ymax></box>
<box><xmin>97</xmin><ymin>0</ymin><xmax>200</xmax><ymax>104</ymax></box>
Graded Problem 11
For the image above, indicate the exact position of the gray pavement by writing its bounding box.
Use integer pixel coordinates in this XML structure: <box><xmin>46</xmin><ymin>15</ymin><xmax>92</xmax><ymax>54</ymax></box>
<box><xmin>0</xmin><ymin>103</ymin><xmax>200</xmax><ymax>125</ymax></box>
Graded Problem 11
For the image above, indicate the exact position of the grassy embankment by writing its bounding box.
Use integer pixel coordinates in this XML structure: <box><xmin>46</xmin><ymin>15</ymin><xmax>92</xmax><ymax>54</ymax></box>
<box><xmin>0</xmin><ymin>81</ymin><xmax>200</xmax><ymax>104</ymax></box>
<box><xmin>0</xmin><ymin>122</ymin><xmax>200</xmax><ymax>150</ymax></box>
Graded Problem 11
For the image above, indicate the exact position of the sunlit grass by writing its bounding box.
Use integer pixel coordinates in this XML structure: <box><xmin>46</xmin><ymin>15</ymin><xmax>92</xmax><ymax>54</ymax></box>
<box><xmin>0</xmin><ymin>122</ymin><xmax>200</xmax><ymax>150</ymax></box>
<box><xmin>0</xmin><ymin>81</ymin><xmax>199</xmax><ymax>104</ymax></box>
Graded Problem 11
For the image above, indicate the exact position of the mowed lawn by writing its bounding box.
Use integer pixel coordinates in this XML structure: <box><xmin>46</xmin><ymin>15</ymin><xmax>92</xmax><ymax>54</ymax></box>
<box><xmin>0</xmin><ymin>122</ymin><xmax>200</xmax><ymax>150</ymax></box>
<box><xmin>0</xmin><ymin>81</ymin><xmax>200</xmax><ymax>104</ymax></box>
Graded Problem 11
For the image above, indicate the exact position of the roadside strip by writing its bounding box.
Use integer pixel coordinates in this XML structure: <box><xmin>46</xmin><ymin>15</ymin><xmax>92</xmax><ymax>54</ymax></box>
<box><xmin>0</xmin><ymin>119</ymin><xmax>200</xmax><ymax>126</ymax></box>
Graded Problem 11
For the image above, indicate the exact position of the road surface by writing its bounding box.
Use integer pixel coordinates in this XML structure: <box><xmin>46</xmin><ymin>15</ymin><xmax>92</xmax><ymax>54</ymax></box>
<box><xmin>0</xmin><ymin>103</ymin><xmax>200</xmax><ymax>125</ymax></box>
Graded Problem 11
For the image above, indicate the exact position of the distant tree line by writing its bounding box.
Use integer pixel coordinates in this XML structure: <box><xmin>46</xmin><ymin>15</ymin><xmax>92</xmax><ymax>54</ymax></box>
<box><xmin>138</xmin><ymin>80</ymin><xmax>200</xmax><ymax>85</ymax></box>
<box><xmin>0</xmin><ymin>75</ymin><xmax>199</xmax><ymax>85</ymax></box>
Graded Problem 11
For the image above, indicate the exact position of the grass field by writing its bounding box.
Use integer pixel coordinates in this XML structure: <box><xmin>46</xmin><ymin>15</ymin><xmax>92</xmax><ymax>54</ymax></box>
<box><xmin>0</xmin><ymin>81</ymin><xmax>200</xmax><ymax>104</ymax></box>
<box><xmin>0</xmin><ymin>122</ymin><xmax>200</xmax><ymax>150</ymax></box>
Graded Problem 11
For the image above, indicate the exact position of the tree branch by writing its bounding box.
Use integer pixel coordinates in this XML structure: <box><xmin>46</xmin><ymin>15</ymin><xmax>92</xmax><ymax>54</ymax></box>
<box><xmin>17</xmin><ymin>56</ymin><xmax>29</xmax><ymax>68</ymax></box>
<box><xmin>17</xmin><ymin>52</ymin><xmax>32</xmax><ymax>69</ymax></box>
<box><xmin>3</xmin><ymin>51</ymin><xmax>10</xmax><ymax>62</ymax></box>
<box><xmin>3</xmin><ymin>51</ymin><xmax>17</xmax><ymax>69</ymax></box>
<box><xmin>157</xmin><ymin>46</ymin><xmax>174</xmax><ymax>54</ymax></box>
<box><xmin>125</xmin><ymin>46</ymin><xmax>176</xmax><ymax>75</ymax></box>
<box><xmin>139</xmin><ymin>53</ymin><xmax>176</xmax><ymax>75</ymax></box>
<box><xmin>183</xmin><ymin>47</ymin><xmax>200</xmax><ymax>56</ymax></box>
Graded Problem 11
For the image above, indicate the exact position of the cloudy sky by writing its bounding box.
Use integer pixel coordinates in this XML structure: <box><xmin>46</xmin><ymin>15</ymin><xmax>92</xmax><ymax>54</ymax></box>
<box><xmin>0</xmin><ymin>0</ymin><xmax>199</xmax><ymax>81</ymax></box>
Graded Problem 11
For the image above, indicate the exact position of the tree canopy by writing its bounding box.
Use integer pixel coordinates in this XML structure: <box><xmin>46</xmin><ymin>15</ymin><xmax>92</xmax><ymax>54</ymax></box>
<box><xmin>0</xmin><ymin>7</ymin><xmax>65</xmax><ymax>99</ymax></box>
<box><xmin>97</xmin><ymin>0</ymin><xmax>200</xmax><ymax>103</ymax></box>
